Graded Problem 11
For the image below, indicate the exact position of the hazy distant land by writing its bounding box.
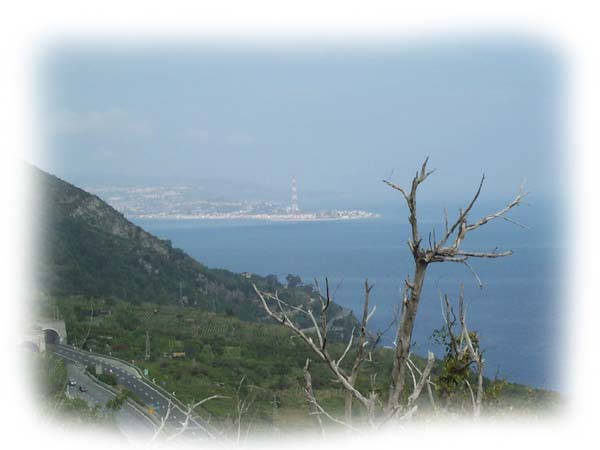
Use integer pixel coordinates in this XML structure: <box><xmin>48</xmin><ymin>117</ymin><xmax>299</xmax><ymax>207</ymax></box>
<box><xmin>87</xmin><ymin>184</ymin><xmax>380</xmax><ymax>221</ymax></box>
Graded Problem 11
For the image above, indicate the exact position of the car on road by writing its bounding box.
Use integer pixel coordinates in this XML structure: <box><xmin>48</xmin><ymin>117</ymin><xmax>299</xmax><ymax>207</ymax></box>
<box><xmin>68</xmin><ymin>379</ymin><xmax>77</xmax><ymax>386</ymax></box>
<box><xmin>78</xmin><ymin>386</ymin><xmax>88</xmax><ymax>392</ymax></box>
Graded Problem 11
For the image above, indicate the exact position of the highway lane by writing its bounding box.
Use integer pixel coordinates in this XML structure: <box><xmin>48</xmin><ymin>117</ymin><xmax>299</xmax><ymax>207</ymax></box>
<box><xmin>51</xmin><ymin>344</ymin><xmax>213</xmax><ymax>440</ymax></box>
<box><xmin>65</xmin><ymin>363</ymin><xmax>156</xmax><ymax>440</ymax></box>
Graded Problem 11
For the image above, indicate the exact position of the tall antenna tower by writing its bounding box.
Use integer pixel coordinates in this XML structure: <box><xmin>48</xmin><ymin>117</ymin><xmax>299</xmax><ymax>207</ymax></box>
<box><xmin>290</xmin><ymin>176</ymin><xmax>299</xmax><ymax>213</ymax></box>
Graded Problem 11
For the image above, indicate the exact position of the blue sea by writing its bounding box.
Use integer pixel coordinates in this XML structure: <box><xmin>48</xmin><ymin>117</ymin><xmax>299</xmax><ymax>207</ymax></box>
<box><xmin>135</xmin><ymin>205</ymin><xmax>565</xmax><ymax>391</ymax></box>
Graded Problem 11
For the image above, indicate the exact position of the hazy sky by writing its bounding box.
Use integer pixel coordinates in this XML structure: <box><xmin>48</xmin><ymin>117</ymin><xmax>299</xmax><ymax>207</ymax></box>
<box><xmin>39</xmin><ymin>38</ymin><xmax>562</xmax><ymax>206</ymax></box>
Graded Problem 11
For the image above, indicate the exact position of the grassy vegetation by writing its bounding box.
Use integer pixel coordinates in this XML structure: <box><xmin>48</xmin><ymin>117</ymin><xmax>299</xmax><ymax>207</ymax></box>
<box><xmin>49</xmin><ymin>295</ymin><xmax>561</xmax><ymax>429</ymax></box>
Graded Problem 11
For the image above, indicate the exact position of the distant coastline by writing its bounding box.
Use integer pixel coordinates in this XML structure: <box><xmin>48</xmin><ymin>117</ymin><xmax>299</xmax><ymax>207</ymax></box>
<box><xmin>130</xmin><ymin>210</ymin><xmax>381</xmax><ymax>222</ymax></box>
<box><xmin>89</xmin><ymin>184</ymin><xmax>381</xmax><ymax>223</ymax></box>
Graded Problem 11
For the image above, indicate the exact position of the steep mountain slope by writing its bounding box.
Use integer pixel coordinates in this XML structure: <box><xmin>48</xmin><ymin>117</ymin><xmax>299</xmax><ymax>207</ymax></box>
<box><xmin>30</xmin><ymin>164</ymin><xmax>355</xmax><ymax>331</ymax></box>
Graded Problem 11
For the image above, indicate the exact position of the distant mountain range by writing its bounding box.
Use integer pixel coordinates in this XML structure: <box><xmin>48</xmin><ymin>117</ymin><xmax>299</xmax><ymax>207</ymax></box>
<box><xmin>29</xmin><ymin>164</ymin><xmax>356</xmax><ymax>332</ymax></box>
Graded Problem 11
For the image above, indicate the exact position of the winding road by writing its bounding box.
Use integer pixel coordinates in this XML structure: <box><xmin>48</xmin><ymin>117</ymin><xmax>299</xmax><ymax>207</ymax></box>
<box><xmin>50</xmin><ymin>344</ymin><xmax>215</xmax><ymax>441</ymax></box>
<box><xmin>65</xmin><ymin>363</ymin><xmax>156</xmax><ymax>440</ymax></box>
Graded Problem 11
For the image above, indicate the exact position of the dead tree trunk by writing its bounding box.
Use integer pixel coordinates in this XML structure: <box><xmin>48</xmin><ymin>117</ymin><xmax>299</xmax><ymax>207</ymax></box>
<box><xmin>382</xmin><ymin>157</ymin><xmax>527</xmax><ymax>417</ymax></box>
<box><xmin>254</xmin><ymin>157</ymin><xmax>527</xmax><ymax>428</ymax></box>
<box><xmin>344</xmin><ymin>280</ymin><xmax>374</xmax><ymax>424</ymax></box>
<box><xmin>387</xmin><ymin>261</ymin><xmax>427</xmax><ymax>411</ymax></box>
<box><xmin>252</xmin><ymin>279</ymin><xmax>382</xmax><ymax>426</ymax></box>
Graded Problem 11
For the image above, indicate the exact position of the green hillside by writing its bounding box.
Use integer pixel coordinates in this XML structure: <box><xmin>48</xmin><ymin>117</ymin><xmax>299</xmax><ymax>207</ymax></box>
<box><xmin>30</xmin><ymin>164</ymin><xmax>355</xmax><ymax>332</ymax></box>
<box><xmin>47</xmin><ymin>296</ymin><xmax>560</xmax><ymax>429</ymax></box>
<box><xmin>28</xmin><ymin>165</ymin><xmax>561</xmax><ymax>429</ymax></box>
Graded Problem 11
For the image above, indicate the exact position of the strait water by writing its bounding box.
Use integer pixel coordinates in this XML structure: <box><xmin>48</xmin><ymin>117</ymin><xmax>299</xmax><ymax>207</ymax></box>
<box><xmin>135</xmin><ymin>207</ymin><xmax>565</xmax><ymax>391</ymax></box>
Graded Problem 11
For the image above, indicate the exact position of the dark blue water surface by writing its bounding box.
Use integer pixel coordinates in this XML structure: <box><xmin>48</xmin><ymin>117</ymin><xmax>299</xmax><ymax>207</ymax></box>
<box><xmin>135</xmin><ymin>210</ymin><xmax>565</xmax><ymax>391</ymax></box>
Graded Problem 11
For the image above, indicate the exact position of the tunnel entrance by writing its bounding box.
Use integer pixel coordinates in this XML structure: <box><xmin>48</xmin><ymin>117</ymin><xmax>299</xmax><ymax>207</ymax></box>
<box><xmin>44</xmin><ymin>329</ymin><xmax>60</xmax><ymax>345</ymax></box>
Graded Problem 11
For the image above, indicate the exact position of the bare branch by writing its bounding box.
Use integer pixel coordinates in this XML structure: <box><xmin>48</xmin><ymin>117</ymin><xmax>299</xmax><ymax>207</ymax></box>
<box><xmin>502</xmin><ymin>216</ymin><xmax>531</xmax><ymax>230</ymax></box>
<box><xmin>463</xmin><ymin>260</ymin><xmax>484</xmax><ymax>288</ymax></box>
<box><xmin>426</xmin><ymin>381</ymin><xmax>437</xmax><ymax>413</ymax></box>
<box><xmin>262</xmin><ymin>291</ymin><xmax>310</xmax><ymax>317</ymax></box>
<box><xmin>437</xmin><ymin>174</ymin><xmax>485</xmax><ymax>249</ymax></box>
<box><xmin>324</xmin><ymin>277</ymin><xmax>331</xmax><ymax>312</ymax></box>
<box><xmin>336</xmin><ymin>327</ymin><xmax>355</xmax><ymax>369</ymax></box>
<box><xmin>455</xmin><ymin>250</ymin><xmax>513</xmax><ymax>258</ymax></box>
<box><xmin>151</xmin><ymin>399</ymin><xmax>172</xmax><ymax>442</ymax></box>
<box><xmin>331</xmin><ymin>278</ymin><xmax>345</xmax><ymax>303</ymax></box>
<box><xmin>443</xmin><ymin>285</ymin><xmax>485</xmax><ymax>417</ymax></box>
<box><xmin>406</xmin><ymin>357</ymin><xmax>418</xmax><ymax>393</ymax></box>
<box><xmin>305</xmin><ymin>390</ymin><xmax>361</xmax><ymax>433</ymax></box>
<box><xmin>406</xmin><ymin>351</ymin><xmax>435</xmax><ymax>407</ymax></box>
<box><xmin>444</xmin><ymin>207</ymin><xmax>449</xmax><ymax>235</ymax></box>
<box><xmin>230</xmin><ymin>376</ymin><xmax>257</xmax><ymax>445</ymax></box>
<box><xmin>345</xmin><ymin>280</ymin><xmax>375</xmax><ymax>424</ymax></box>
<box><xmin>382</xmin><ymin>179</ymin><xmax>410</xmax><ymax>202</ymax></box>
<box><xmin>366</xmin><ymin>305</ymin><xmax>377</xmax><ymax>325</ymax></box>
<box><xmin>464</xmin><ymin>185</ymin><xmax>528</xmax><ymax>233</ymax></box>
<box><xmin>398</xmin><ymin>405</ymin><xmax>418</xmax><ymax>421</ymax></box>
<box><xmin>307</xmin><ymin>308</ymin><xmax>325</xmax><ymax>350</ymax></box>
<box><xmin>192</xmin><ymin>395</ymin><xmax>228</xmax><ymax>410</ymax></box>
<box><xmin>303</xmin><ymin>359</ymin><xmax>325</xmax><ymax>436</ymax></box>
<box><xmin>253</xmin><ymin>284</ymin><xmax>373</xmax><ymax>412</ymax></box>
<box><xmin>464</xmin><ymin>379</ymin><xmax>477</xmax><ymax>413</ymax></box>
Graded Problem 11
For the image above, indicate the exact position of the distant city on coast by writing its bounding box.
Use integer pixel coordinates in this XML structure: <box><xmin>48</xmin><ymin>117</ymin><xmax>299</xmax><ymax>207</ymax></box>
<box><xmin>87</xmin><ymin>176</ymin><xmax>380</xmax><ymax>222</ymax></box>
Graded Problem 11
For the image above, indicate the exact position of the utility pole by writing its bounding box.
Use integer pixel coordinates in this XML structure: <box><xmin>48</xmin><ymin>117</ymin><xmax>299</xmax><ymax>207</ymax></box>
<box><xmin>145</xmin><ymin>330</ymin><xmax>150</xmax><ymax>360</ymax></box>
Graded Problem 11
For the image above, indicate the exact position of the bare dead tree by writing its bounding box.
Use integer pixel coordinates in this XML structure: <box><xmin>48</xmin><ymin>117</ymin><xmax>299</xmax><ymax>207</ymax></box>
<box><xmin>343</xmin><ymin>280</ymin><xmax>374</xmax><ymax>424</ymax></box>
<box><xmin>252</xmin><ymin>280</ymin><xmax>388</xmax><ymax>426</ymax></box>
<box><xmin>456</xmin><ymin>288</ymin><xmax>484</xmax><ymax>416</ymax></box>
<box><xmin>230</xmin><ymin>376</ymin><xmax>260</xmax><ymax>445</ymax></box>
<box><xmin>382</xmin><ymin>158</ymin><xmax>526</xmax><ymax>417</ymax></box>
<box><xmin>440</xmin><ymin>285</ymin><xmax>485</xmax><ymax>417</ymax></box>
<box><xmin>252</xmin><ymin>279</ymin><xmax>432</xmax><ymax>428</ymax></box>
<box><xmin>252</xmin><ymin>158</ymin><xmax>525</xmax><ymax>429</ymax></box>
